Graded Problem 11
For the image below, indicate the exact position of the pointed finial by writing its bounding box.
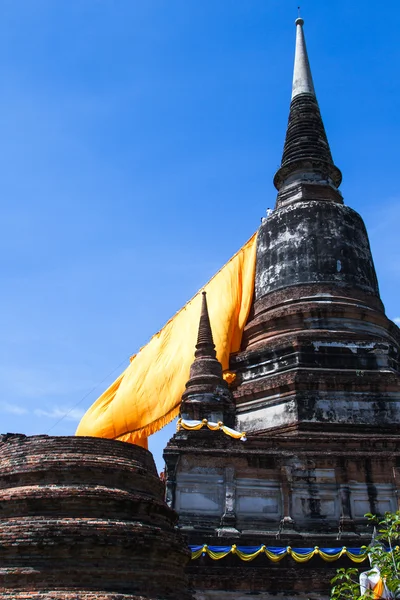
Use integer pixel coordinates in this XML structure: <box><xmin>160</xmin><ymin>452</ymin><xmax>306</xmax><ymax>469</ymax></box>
<box><xmin>272</xmin><ymin>13</ymin><xmax>342</xmax><ymax>192</ymax></box>
<box><xmin>180</xmin><ymin>290</ymin><xmax>233</xmax><ymax>417</ymax></box>
<box><xmin>292</xmin><ymin>14</ymin><xmax>314</xmax><ymax>98</ymax></box>
<box><xmin>195</xmin><ymin>292</ymin><xmax>216</xmax><ymax>359</ymax></box>
<box><xmin>296</xmin><ymin>6</ymin><xmax>303</xmax><ymax>25</ymax></box>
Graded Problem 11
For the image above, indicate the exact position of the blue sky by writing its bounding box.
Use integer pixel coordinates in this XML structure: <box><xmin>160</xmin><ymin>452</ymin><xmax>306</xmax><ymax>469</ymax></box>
<box><xmin>1</xmin><ymin>1</ymin><xmax>399</xmax><ymax>472</ymax></box>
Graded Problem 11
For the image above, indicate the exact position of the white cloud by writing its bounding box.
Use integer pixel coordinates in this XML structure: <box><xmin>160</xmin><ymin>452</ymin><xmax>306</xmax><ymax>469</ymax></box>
<box><xmin>0</xmin><ymin>365</ymin><xmax>94</xmax><ymax>400</ymax></box>
<box><xmin>0</xmin><ymin>401</ymin><xmax>28</xmax><ymax>415</ymax></box>
<box><xmin>33</xmin><ymin>406</ymin><xmax>85</xmax><ymax>422</ymax></box>
<box><xmin>394</xmin><ymin>318</ymin><xmax>400</xmax><ymax>326</ymax></box>
<box><xmin>0</xmin><ymin>399</ymin><xmax>84</xmax><ymax>423</ymax></box>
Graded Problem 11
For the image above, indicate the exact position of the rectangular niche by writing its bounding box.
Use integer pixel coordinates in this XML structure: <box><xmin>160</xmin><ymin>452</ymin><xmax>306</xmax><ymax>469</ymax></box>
<box><xmin>292</xmin><ymin>493</ymin><xmax>338</xmax><ymax>520</ymax></box>
<box><xmin>175</xmin><ymin>472</ymin><xmax>224</xmax><ymax>515</ymax></box>
<box><xmin>291</xmin><ymin>469</ymin><xmax>339</xmax><ymax>521</ymax></box>
<box><xmin>349</xmin><ymin>483</ymin><xmax>396</xmax><ymax>519</ymax></box>
<box><xmin>236</xmin><ymin>478</ymin><xmax>281</xmax><ymax>519</ymax></box>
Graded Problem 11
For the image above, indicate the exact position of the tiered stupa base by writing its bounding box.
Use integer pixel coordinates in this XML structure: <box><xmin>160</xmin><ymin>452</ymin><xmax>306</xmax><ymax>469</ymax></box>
<box><xmin>164</xmin><ymin>427</ymin><xmax>400</xmax><ymax>597</ymax></box>
<box><xmin>0</xmin><ymin>434</ymin><xmax>193</xmax><ymax>600</ymax></box>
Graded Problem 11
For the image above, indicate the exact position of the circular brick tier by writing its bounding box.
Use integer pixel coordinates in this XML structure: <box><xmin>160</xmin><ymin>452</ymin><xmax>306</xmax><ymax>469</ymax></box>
<box><xmin>0</xmin><ymin>434</ymin><xmax>193</xmax><ymax>600</ymax></box>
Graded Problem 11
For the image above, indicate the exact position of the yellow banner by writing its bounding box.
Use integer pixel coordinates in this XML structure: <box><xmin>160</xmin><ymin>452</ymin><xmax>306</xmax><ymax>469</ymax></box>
<box><xmin>76</xmin><ymin>233</ymin><xmax>257</xmax><ymax>447</ymax></box>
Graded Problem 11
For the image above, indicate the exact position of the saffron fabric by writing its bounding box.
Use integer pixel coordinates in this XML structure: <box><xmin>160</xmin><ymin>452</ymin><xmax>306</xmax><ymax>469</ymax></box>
<box><xmin>76</xmin><ymin>233</ymin><xmax>258</xmax><ymax>447</ymax></box>
<box><xmin>372</xmin><ymin>578</ymin><xmax>385</xmax><ymax>599</ymax></box>
<box><xmin>189</xmin><ymin>545</ymin><xmax>368</xmax><ymax>563</ymax></box>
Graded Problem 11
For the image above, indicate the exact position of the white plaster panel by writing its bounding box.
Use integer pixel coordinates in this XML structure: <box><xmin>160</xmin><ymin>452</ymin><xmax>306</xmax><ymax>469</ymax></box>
<box><xmin>179</xmin><ymin>491</ymin><xmax>221</xmax><ymax>512</ymax></box>
<box><xmin>292</xmin><ymin>486</ymin><xmax>340</xmax><ymax>520</ymax></box>
<box><xmin>314</xmin><ymin>469</ymin><xmax>336</xmax><ymax>482</ymax></box>
<box><xmin>320</xmin><ymin>499</ymin><xmax>336</xmax><ymax>514</ymax></box>
<box><xmin>176</xmin><ymin>472</ymin><xmax>224</xmax><ymax>515</ymax></box>
<box><xmin>349</xmin><ymin>483</ymin><xmax>396</xmax><ymax>518</ymax></box>
<box><xmin>236</xmin><ymin>399</ymin><xmax>298</xmax><ymax>432</ymax></box>
<box><xmin>301</xmin><ymin>397</ymin><xmax>400</xmax><ymax>426</ymax></box>
<box><xmin>292</xmin><ymin>468</ymin><xmax>336</xmax><ymax>483</ymax></box>
<box><xmin>352</xmin><ymin>498</ymin><xmax>371</xmax><ymax>518</ymax></box>
<box><xmin>236</xmin><ymin>478</ymin><xmax>281</xmax><ymax>518</ymax></box>
<box><xmin>237</xmin><ymin>494</ymin><xmax>279</xmax><ymax>515</ymax></box>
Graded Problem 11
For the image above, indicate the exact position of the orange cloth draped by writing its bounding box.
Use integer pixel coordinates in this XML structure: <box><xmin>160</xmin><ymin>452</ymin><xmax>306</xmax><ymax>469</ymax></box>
<box><xmin>372</xmin><ymin>578</ymin><xmax>385</xmax><ymax>599</ymax></box>
<box><xmin>76</xmin><ymin>232</ymin><xmax>258</xmax><ymax>447</ymax></box>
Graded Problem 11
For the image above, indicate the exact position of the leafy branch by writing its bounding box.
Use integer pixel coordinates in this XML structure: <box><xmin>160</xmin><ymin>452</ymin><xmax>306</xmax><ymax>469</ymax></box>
<box><xmin>331</xmin><ymin>512</ymin><xmax>400</xmax><ymax>600</ymax></box>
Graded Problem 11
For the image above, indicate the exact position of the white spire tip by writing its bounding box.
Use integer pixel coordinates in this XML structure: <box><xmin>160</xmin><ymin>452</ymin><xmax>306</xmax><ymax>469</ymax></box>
<box><xmin>291</xmin><ymin>14</ymin><xmax>315</xmax><ymax>98</ymax></box>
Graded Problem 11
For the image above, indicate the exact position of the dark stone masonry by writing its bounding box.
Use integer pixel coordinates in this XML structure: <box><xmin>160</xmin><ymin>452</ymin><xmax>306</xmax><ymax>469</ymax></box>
<box><xmin>0</xmin><ymin>434</ymin><xmax>193</xmax><ymax>600</ymax></box>
<box><xmin>164</xmin><ymin>17</ymin><xmax>400</xmax><ymax>599</ymax></box>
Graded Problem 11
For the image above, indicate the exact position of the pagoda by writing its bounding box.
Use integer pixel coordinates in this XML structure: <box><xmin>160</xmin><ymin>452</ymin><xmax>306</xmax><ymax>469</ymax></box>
<box><xmin>164</xmin><ymin>17</ymin><xmax>400</xmax><ymax>599</ymax></box>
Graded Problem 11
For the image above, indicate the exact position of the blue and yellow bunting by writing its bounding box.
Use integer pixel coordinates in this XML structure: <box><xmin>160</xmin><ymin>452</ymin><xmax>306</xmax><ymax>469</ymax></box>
<box><xmin>190</xmin><ymin>545</ymin><xmax>368</xmax><ymax>563</ymax></box>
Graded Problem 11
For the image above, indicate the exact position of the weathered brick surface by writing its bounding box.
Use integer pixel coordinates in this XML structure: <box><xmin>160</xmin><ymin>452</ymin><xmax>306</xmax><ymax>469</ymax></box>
<box><xmin>165</xmin><ymin>429</ymin><xmax>400</xmax><ymax>594</ymax></box>
<box><xmin>0</xmin><ymin>434</ymin><xmax>193</xmax><ymax>600</ymax></box>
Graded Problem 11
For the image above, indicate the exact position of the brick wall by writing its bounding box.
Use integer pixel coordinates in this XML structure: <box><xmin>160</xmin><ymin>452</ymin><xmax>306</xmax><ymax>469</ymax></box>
<box><xmin>0</xmin><ymin>434</ymin><xmax>192</xmax><ymax>600</ymax></box>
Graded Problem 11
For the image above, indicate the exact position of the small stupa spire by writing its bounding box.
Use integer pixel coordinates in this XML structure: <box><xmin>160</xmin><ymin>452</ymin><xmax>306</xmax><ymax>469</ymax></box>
<box><xmin>180</xmin><ymin>292</ymin><xmax>235</xmax><ymax>425</ymax></box>
<box><xmin>195</xmin><ymin>292</ymin><xmax>217</xmax><ymax>359</ymax></box>
<box><xmin>184</xmin><ymin>292</ymin><xmax>223</xmax><ymax>386</ymax></box>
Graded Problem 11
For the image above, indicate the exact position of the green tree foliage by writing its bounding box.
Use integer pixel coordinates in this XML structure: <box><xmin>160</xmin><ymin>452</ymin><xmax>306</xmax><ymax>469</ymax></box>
<box><xmin>331</xmin><ymin>512</ymin><xmax>400</xmax><ymax>600</ymax></box>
